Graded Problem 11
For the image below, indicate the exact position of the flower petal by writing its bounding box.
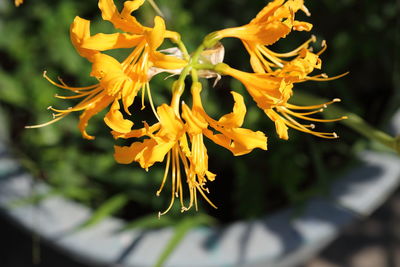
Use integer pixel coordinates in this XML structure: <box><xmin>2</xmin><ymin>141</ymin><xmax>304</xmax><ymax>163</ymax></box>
<box><xmin>98</xmin><ymin>0</ymin><xmax>144</xmax><ymax>33</ymax></box>
<box><xmin>78</xmin><ymin>94</ymin><xmax>114</xmax><ymax>140</ymax></box>
<box><xmin>217</xmin><ymin>91</ymin><xmax>246</xmax><ymax>128</ymax></box>
<box><xmin>70</xmin><ymin>16</ymin><xmax>99</xmax><ymax>62</ymax></box>
<box><xmin>104</xmin><ymin>100</ymin><xmax>133</xmax><ymax>133</ymax></box>
<box><xmin>82</xmin><ymin>33</ymin><xmax>144</xmax><ymax>51</ymax></box>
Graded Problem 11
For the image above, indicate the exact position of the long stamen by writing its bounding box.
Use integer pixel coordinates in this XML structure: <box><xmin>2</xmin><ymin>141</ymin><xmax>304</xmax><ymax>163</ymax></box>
<box><xmin>306</xmin><ymin>72</ymin><xmax>349</xmax><ymax>81</ymax></box>
<box><xmin>146</xmin><ymin>82</ymin><xmax>160</xmax><ymax>121</ymax></box>
<box><xmin>157</xmin><ymin>151</ymin><xmax>171</xmax><ymax>196</ymax></box>
<box><xmin>43</xmin><ymin>71</ymin><xmax>98</xmax><ymax>91</ymax></box>
<box><xmin>264</xmin><ymin>35</ymin><xmax>316</xmax><ymax>58</ymax></box>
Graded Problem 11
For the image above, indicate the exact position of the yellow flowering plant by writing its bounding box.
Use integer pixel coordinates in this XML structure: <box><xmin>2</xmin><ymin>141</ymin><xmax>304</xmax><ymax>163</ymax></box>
<box><xmin>22</xmin><ymin>0</ymin><xmax>399</xmax><ymax>218</ymax></box>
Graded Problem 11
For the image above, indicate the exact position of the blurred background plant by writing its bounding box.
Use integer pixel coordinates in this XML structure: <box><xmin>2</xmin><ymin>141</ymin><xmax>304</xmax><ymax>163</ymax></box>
<box><xmin>0</xmin><ymin>0</ymin><xmax>399</xmax><ymax>258</ymax></box>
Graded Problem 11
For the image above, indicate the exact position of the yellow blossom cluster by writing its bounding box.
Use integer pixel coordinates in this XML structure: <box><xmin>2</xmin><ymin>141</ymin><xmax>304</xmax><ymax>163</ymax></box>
<box><xmin>29</xmin><ymin>0</ymin><xmax>346</xmax><ymax>214</ymax></box>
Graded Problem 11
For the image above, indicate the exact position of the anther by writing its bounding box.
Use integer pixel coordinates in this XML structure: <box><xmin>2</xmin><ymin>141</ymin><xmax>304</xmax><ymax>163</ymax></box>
<box><xmin>158</xmin><ymin>211</ymin><xmax>161</xmax><ymax>219</ymax></box>
<box><xmin>321</xmin><ymin>40</ymin><xmax>327</xmax><ymax>47</ymax></box>
<box><xmin>333</xmin><ymin>98</ymin><xmax>341</xmax><ymax>102</ymax></box>
<box><xmin>47</xmin><ymin>106</ymin><xmax>52</xmax><ymax>110</ymax></box>
<box><xmin>311</xmin><ymin>35</ymin><xmax>317</xmax><ymax>42</ymax></box>
<box><xmin>310</xmin><ymin>124</ymin><xmax>315</xmax><ymax>129</ymax></box>
<box><xmin>333</xmin><ymin>132</ymin><xmax>338</xmax><ymax>138</ymax></box>
<box><xmin>321</xmin><ymin>73</ymin><xmax>328</xmax><ymax>78</ymax></box>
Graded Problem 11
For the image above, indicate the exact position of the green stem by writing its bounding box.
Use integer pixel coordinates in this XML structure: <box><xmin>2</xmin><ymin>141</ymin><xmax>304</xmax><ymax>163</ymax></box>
<box><xmin>291</xmin><ymin>92</ymin><xmax>400</xmax><ymax>154</ymax></box>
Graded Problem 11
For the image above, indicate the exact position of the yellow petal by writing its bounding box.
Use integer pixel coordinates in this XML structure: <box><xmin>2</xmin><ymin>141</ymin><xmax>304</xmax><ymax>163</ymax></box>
<box><xmin>139</xmin><ymin>139</ymin><xmax>175</xmax><ymax>169</ymax></box>
<box><xmin>181</xmin><ymin>104</ymin><xmax>208</xmax><ymax>135</ymax></box>
<box><xmin>78</xmin><ymin>94</ymin><xmax>114</xmax><ymax>140</ymax></box>
<box><xmin>148</xmin><ymin>16</ymin><xmax>166</xmax><ymax>50</ymax></box>
<box><xmin>90</xmin><ymin>53</ymin><xmax>123</xmax><ymax>79</ymax></box>
<box><xmin>112</xmin><ymin>122</ymin><xmax>160</xmax><ymax>139</ymax></box>
<box><xmin>293</xmin><ymin>21</ymin><xmax>313</xmax><ymax>31</ymax></box>
<box><xmin>70</xmin><ymin>17</ymin><xmax>99</xmax><ymax>62</ymax></box>
<box><xmin>98</xmin><ymin>0</ymin><xmax>144</xmax><ymax>34</ymax></box>
<box><xmin>82</xmin><ymin>33</ymin><xmax>144</xmax><ymax>51</ymax></box>
<box><xmin>151</xmin><ymin>51</ymin><xmax>187</xmax><ymax>70</ymax></box>
<box><xmin>157</xmin><ymin>104</ymin><xmax>184</xmax><ymax>139</ymax></box>
<box><xmin>114</xmin><ymin>142</ymin><xmax>146</xmax><ymax>164</ymax></box>
<box><xmin>104</xmin><ymin>100</ymin><xmax>133</xmax><ymax>133</ymax></box>
<box><xmin>265</xmin><ymin>109</ymin><xmax>289</xmax><ymax>140</ymax></box>
<box><xmin>250</xmin><ymin>0</ymin><xmax>285</xmax><ymax>25</ymax></box>
<box><xmin>217</xmin><ymin>91</ymin><xmax>246</xmax><ymax>128</ymax></box>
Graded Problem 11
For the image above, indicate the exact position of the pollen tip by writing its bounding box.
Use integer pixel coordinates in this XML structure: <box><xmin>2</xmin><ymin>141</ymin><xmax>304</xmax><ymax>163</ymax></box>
<box><xmin>321</xmin><ymin>73</ymin><xmax>328</xmax><ymax>78</ymax></box>
<box><xmin>156</xmin><ymin>191</ymin><xmax>161</xmax><ymax>196</ymax></box>
<box><xmin>47</xmin><ymin>106</ymin><xmax>52</xmax><ymax>110</ymax></box>
<box><xmin>310</xmin><ymin>124</ymin><xmax>316</xmax><ymax>129</ymax></box>
<box><xmin>311</xmin><ymin>35</ymin><xmax>317</xmax><ymax>42</ymax></box>
<box><xmin>333</xmin><ymin>98</ymin><xmax>341</xmax><ymax>102</ymax></box>
<box><xmin>175</xmin><ymin>192</ymin><xmax>179</xmax><ymax>197</ymax></box>
<box><xmin>319</xmin><ymin>108</ymin><xmax>324</xmax><ymax>112</ymax></box>
<box><xmin>333</xmin><ymin>132</ymin><xmax>338</xmax><ymax>138</ymax></box>
<box><xmin>321</xmin><ymin>40</ymin><xmax>327</xmax><ymax>47</ymax></box>
<box><xmin>52</xmin><ymin>113</ymin><xmax>56</xmax><ymax>119</ymax></box>
<box><xmin>42</xmin><ymin>70</ymin><xmax>47</xmax><ymax>77</ymax></box>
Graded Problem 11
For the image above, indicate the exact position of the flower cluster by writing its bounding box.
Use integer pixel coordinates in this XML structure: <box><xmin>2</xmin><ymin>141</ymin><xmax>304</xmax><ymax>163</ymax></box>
<box><xmin>30</xmin><ymin>0</ymin><xmax>346</xmax><ymax>215</ymax></box>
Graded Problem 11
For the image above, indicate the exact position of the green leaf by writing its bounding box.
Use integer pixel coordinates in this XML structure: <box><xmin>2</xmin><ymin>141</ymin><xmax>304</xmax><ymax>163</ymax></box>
<box><xmin>153</xmin><ymin>214</ymin><xmax>216</xmax><ymax>267</ymax></box>
<box><xmin>77</xmin><ymin>193</ymin><xmax>129</xmax><ymax>230</ymax></box>
<box><xmin>7</xmin><ymin>190</ymin><xmax>58</xmax><ymax>208</ymax></box>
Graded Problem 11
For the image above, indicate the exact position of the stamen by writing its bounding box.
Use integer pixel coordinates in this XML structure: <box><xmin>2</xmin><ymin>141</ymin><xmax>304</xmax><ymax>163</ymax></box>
<box><xmin>146</xmin><ymin>82</ymin><xmax>161</xmax><ymax>121</ymax></box>
<box><xmin>307</xmin><ymin>72</ymin><xmax>349</xmax><ymax>81</ymax></box>
<box><xmin>157</xmin><ymin>151</ymin><xmax>171</xmax><ymax>196</ymax></box>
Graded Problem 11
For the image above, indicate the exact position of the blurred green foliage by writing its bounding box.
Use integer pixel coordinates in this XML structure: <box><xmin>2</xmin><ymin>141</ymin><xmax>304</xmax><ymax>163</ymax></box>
<box><xmin>0</xmin><ymin>0</ymin><xmax>399</xmax><ymax>227</ymax></box>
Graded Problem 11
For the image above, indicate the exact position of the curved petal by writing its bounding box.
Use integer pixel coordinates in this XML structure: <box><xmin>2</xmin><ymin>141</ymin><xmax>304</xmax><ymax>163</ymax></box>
<box><xmin>217</xmin><ymin>92</ymin><xmax>246</xmax><ymax>128</ymax></box>
<box><xmin>157</xmin><ymin>104</ymin><xmax>184</xmax><ymax>139</ymax></box>
<box><xmin>104</xmin><ymin>100</ymin><xmax>133</xmax><ymax>133</ymax></box>
<box><xmin>151</xmin><ymin>51</ymin><xmax>187</xmax><ymax>70</ymax></box>
<box><xmin>250</xmin><ymin>0</ymin><xmax>285</xmax><ymax>25</ymax></box>
<box><xmin>82</xmin><ymin>33</ymin><xmax>144</xmax><ymax>51</ymax></box>
<box><xmin>148</xmin><ymin>16</ymin><xmax>166</xmax><ymax>50</ymax></box>
<box><xmin>265</xmin><ymin>109</ymin><xmax>289</xmax><ymax>140</ymax></box>
<box><xmin>98</xmin><ymin>0</ymin><xmax>144</xmax><ymax>34</ymax></box>
<box><xmin>78</xmin><ymin>94</ymin><xmax>114</xmax><ymax>139</ymax></box>
<box><xmin>90</xmin><ymin>53</ymin><xmax>123</xmax><ymax>79</ymax></box>
<box><xmin>181</xmin><ymin>104</ymin><xmax>208</xmax><ymax>135</ymax></box>
<box><xmin>70</xmin><ymin>16</ymin><xmax>99</xmax><ymax>62</ymax></box>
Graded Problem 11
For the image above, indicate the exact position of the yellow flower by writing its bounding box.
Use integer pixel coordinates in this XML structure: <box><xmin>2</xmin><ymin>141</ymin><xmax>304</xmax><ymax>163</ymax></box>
<box><xmin>15</xmin><ymin>0</ymin><xmax>24</xmax><ymax>6</ymax></box>
<box><xmin>215</xmin><ymin>63</ymin><xmax>347</xmax><ymax>140</ymax></box>
<box><xmin>113</xmin><ymin>85</ymin><xmax>216</xmax><ymax>215</ymax></box>
<box><xmin>214</xmin><ymin>0</ymin><xmax>312</xmax><ymax>73</ymax></box>
<box><xmin>113</xmin><ymin>81</ymin><xmax>267</xmax><ymax>214</ymax></box>
<box><xmin>30</xmin><ymin>0</ymin><xmax>187</xmax><ymax>140</ymax></box>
